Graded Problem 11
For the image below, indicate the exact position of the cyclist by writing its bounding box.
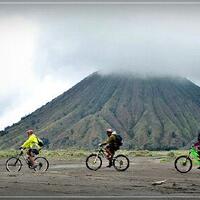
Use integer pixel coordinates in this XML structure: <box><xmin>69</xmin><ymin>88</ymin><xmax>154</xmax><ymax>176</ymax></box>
<box><xmin>100</xmin><ymin>128</ymin><xmax>122</xmax><ymax>167</ymax></box>
<box><xmin>194</xmin><ymin>132</ymin><xmax>200</xmax><ymax>158</ymax></box>
<box><xmin>20</xmin><ymin>129</ymin><xmax>42</xmax><ymax>169</ymax></box>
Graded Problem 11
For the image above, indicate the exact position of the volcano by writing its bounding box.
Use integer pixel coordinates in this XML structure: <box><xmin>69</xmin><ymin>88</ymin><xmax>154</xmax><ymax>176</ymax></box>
<box><xmin>1</xmin><ymin>72</ymin><xmax>200</xmax><ymax>150</ymax></box>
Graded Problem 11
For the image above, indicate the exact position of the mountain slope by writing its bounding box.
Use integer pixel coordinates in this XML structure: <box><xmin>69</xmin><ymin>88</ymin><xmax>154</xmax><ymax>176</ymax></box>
<box><xmin>1</xmin><ymin>72</ymin><xmax>200</xmax><ymax>150</ymax></box>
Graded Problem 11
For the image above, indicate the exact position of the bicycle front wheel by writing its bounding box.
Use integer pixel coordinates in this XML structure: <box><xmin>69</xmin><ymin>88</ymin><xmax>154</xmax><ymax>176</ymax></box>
<box><xmin>113</xmin><ymin>154</ymin><xmax>129</xmax><ymax>171</ymax></box>
<box><xmin>86</xmin><ymin>154</ymin><xmax>102</xmax><ymax>171</ymax></box>
<box><xmin>174</xmin><ymin>155</ymin><xmax>192</xmax><ymax>173</ymax></box>
<box><xmin>6</xmin><ymin>157</ymin><xmax>22</xmax><ymax>172</ymax></box>
<box><xmin>34</xmin><ymin>157</ymin><xmax>49</xmax><ymax>172</ymax></box>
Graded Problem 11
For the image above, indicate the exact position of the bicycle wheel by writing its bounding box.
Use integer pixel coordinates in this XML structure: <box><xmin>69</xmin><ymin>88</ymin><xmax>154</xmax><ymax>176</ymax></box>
<box><xmin>6</xmin><ymin>157</ymin><xmax>22</xmax><ymax>172</ymax></box>
<box><xmin>86</xmin><ymin>154</ymin><xmax>102</xmax><ymax>171</ymax></box>
<box><xmin>34</xmin><ymin>157</ymin><xmax>49</xmax><ymax>172</ymax></box>
<box><xmin>174</xmin><ymin>155</ymin><xmax>192</xmax><ymax>173</ymax></box>
<box><xmin>113</xmin><ymin>154</ymin><xmax>129</xmax><ymax>171</ymax></box>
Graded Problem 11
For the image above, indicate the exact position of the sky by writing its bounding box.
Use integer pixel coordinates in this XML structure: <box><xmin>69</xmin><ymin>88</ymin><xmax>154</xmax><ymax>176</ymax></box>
<box><xmin>0</xmin><ymin>3</ymin><xmax>200</xmax><ymax>130</ymax></box>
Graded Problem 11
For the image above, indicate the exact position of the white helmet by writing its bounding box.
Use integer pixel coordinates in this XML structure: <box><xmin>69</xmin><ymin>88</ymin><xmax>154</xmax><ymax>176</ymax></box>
<box><xmin>106</xmin><ymin>128</ymin><xmax>113</xmax><ymax>133</ymax></box>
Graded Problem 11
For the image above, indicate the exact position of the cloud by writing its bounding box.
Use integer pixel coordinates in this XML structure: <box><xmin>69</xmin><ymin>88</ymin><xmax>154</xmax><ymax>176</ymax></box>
<box><xmin>0</xmin><ymin>16</ymin><xmax>39</xmax><ymax>127</ymax></box>
<box><xmin>1</xmin><ymin>4</ymin><xmax>200</xmax><ymax>129</ymax></box>
<box><xmin>0</xmin><ymin>16</ymin><xmax>72</xmax><ymax>129</ymax></box>
<box><xmin>0</xmin><ymin>16</ymin><xmax>38</xmax><ymax>91</ymax></box>
<box><xmin>32</xmin><ymin>4</ymin><xmax>200</xmax><ymax>80</ymax></box>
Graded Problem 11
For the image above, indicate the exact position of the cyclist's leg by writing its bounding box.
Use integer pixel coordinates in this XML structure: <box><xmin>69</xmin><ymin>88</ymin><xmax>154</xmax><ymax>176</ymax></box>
<box><xmin>197</xmin><ymin>150</ymin><xmax>200</xmax><ymax>169</ymax></box>
<box><xmin>27</xmin><ymin>149</ymin><xmax>33</xmax><ymax>165</ymax></box>
<box><xmin>28</xmin><ymin>149</ymin><xmax>38</xmax><ymax>167</ymax></box>
<box><xmin>105</xmin><ymin>144</ymin><xmax>114</xmax><ymax>167</ymax></box>
<box><xmin>198</xmin><ymin>150</ymin><xmax>200</xmax><ymax>159</ymax></box>
<box><xmin>105</xmin><ymin>145</ymin><xmax>112</xmax><ymax>159</ymax></box>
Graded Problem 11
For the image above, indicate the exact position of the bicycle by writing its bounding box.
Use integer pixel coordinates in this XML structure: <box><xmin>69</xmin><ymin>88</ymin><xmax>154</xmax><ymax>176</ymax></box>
<box><xmin>6</xmin><ymin>149</ymin><xmax>49</xmax><ymax>172</ymax></box>
<box><xmin>174</xmin><ymin>146</ymin><xmax>200</xmax><ymax>173</ymax></box>
<box><xmin>86</xmin><ymin>146</ymin><xmax>129</xmax><ymax>171</ymax></box>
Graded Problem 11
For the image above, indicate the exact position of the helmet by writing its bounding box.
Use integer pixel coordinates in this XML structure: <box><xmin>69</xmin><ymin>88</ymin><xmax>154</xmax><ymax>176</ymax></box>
<box><xmin>106</xmin><ymin>128</ymin><xmax>113</xmax><ymax>133</ymax></box>
<box><xmin>26</xmin><ymin>129</ymin><xmax>33</xmax><ymax>135</ymax></box>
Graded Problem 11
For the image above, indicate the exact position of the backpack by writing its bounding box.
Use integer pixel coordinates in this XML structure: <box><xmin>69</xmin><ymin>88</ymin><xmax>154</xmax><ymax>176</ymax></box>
<box><xmin>115</xmin><ymin>134</ymin><xmax>123</xmax><ymax>146</ymax></box>
<box><xmin>37</xmin><ymin>137</ymin><xmax>44</xmax><ymax>147</ymax></box>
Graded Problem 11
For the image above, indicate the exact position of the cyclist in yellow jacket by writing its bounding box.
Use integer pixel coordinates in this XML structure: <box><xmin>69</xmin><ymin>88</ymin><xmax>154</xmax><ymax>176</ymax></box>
<box><xmin>20</xmin><ymin>129</ymin><xmax>41</xmax><ymax>169</ymax></box>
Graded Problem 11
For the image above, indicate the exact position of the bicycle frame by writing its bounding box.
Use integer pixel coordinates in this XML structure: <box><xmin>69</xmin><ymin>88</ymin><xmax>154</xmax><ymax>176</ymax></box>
<box><xmin>189</xmin><ymin>147</ymin><xmax>200</xmax><ymax>165</ymax></box>
<box><xmin>95</xmin><ymin>147</ymin><xmax>105</xmax><ymax>157</ymax></box>
<box><xmin>95</xmin><ymin>147</ymin><xmax>117</xmax><ymax>160</ymax></box>
<box><xmin>15</xmin><ymin>151</ymin><xmax>32</xmax><ymax>166</ymax></box>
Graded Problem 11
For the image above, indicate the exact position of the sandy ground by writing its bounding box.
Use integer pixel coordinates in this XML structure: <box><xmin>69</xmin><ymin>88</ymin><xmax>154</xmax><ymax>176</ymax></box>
<box><xmin>0</xmin><ymin>156</ymin><xmax>200</xmax><ymax>199</ymax></box>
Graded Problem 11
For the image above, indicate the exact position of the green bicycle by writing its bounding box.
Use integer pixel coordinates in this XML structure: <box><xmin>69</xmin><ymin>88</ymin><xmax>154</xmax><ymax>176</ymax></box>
<box><xmin>86</xmin><ymin>146</ymin><xmax>129</xmax><ymax>171</ymax></box>
<box><xmin>174</xmin><ymin>146</ymin><xmax>200</xmax><ymax>173</ymax></box>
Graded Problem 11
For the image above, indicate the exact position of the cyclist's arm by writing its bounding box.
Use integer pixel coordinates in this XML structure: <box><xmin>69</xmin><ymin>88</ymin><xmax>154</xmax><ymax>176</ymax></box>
<box><xmin>21</xmin><ymin>137</ymin><xmax>32</xmax><ymax>149</ymax></box>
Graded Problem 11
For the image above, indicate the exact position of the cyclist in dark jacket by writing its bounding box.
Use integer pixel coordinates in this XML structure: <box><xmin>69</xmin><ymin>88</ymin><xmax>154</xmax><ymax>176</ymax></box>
<box><xmin>100</xmin><ymin>129</ymin><xmax>120</xmax><ymax>167</ymax></box>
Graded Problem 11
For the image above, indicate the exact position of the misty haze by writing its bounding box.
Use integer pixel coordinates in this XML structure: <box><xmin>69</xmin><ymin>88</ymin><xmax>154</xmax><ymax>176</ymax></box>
<box><xmin>1</xmin><ymin>2</ymin><xmax>200</xmax><ymax>198</ymax></box>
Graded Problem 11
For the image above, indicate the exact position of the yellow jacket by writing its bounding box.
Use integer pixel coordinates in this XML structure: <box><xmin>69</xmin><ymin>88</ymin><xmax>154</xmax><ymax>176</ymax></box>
<box><xmin>21</xmin><ymin>134</ymin><xmax>40</xmax><ymax>149</ymax></box>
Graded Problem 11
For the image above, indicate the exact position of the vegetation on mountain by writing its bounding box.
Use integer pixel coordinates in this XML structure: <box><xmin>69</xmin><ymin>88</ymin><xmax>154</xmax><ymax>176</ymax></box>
<box><xmin>1</xmin><ymin>72</ymin><xmax>200</xmax><ymax>150</ymax></box>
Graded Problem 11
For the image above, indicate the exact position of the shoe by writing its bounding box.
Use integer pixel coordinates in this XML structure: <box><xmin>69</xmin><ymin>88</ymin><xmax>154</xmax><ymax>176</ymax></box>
<box><xmin>106</xmin><ymin>162</ymin><xmax>113</xmax><ymax>168</ymax></box>
<box><xmin>197</xmin><ymin>166</ymin><xmax>200</xmax><ymax>169</ymax></box>
<box><xmin>38</xmin><ymin>163</ymin><xmax>43</xmax><ymax>170</ymax></box>
<box><xmin>30</xmin><ymin>165</ymin><xmax>38</xmax><ymax>170</ymax></box>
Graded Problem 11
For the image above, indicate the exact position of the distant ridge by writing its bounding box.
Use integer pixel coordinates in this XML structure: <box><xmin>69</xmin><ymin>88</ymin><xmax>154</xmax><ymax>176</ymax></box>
<box><xmin>1</xmin><ymin>72</ymin><xmax>200</xmax><ymax>150</ymax></box>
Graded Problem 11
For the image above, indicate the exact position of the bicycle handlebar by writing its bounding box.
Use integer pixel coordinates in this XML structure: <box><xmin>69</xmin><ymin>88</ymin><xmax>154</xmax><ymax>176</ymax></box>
<box><xmin>19</xmin><ymin>150</ymin><xmax>24</xmax><ymax>156</ymax></box>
